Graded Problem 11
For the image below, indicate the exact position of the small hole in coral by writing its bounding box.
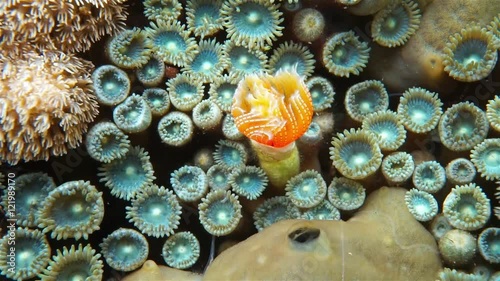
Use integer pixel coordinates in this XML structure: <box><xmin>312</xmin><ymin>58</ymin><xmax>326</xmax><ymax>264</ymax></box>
<box><xmin>288</xmin><ymin>227</ymin><xmax>320</xmax><ymax>243</ymax></box>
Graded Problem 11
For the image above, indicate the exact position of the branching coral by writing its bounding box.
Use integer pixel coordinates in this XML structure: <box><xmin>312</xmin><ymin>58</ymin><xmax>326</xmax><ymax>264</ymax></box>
<box><xmin>0</xmin><ymin>0</ymin><xmax>128</xmax><ymax>55</ymax></box>
<box><xmin>0</xmin><ymin>51</ymin><xmax>98</xmax><ymax>165</ymax></box>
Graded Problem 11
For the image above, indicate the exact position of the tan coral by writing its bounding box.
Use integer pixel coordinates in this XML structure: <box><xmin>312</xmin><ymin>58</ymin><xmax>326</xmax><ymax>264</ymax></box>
<box><xmin>204</xmin><ymin>187</ymin><xmax>442</xmax><ymax>280</ymax></box>
<box><xmin>122</xmin><ymin>260</ymin><xmax>202</xmax><ymax>281</ymax></box>
<box><xmin>0</xmin><ymin>50</ymin><xmax>99</xmax><ymax>165</ymax></box>
<box><xmin>0</xmin><ymin>0</ymin><xmax>128</xmax><ymax>54</ymax></box>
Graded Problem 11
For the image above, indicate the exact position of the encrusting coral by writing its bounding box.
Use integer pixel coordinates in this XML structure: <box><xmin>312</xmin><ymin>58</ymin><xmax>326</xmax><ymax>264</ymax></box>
<box><xmin>0</xmin><ymin>51</ymin><xmax>99</xmax><ymax>165</ymax></box>
<box><xmin>203</xmin><ymin>187</ymin><xmax>442</xmax><ymax>280</ymax></box>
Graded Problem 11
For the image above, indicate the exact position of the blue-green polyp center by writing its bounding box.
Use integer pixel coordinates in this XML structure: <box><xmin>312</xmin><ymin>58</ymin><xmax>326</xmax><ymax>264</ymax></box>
<box><xmin>275</xmin><ymin>53</ymin><xmax>306</xmax><ymax>76</ymax></box>
<box><xmin>179</xmin><ymin>172</ymin><xmax>198</xmax><ymax>191</ymax></box>
<box><xmin>191</xmin><ymin>49</ymin><xmax>219</xmax><ymax>74</ymax></box>
<box><xmin>454</xmin><ymin>38</ymin><xmax>487</xmax><ymax>67</ymax></box>
<box><xmin>155</xmin><ymin>31</ymin><xmax>186</xmax><ymax>54</ymax></box>
<box><xmin>354</xmin><ymin>88</ymin><xmax>383</xmax><ymax>114</ymax></box>
<box><xmin>176</xmin><ymin>83</ymin><xmax>197</xmax><ymax>100</ymax></box>
<box><xmin>368</xmin><ymin>121</ymin><xmax>398</xmax><ymax>143</ymax></box>
<box><xmin>331</xmin><ymin>42</ymin><xmax>359</xmax><ymax>66</ymax></box>
<box><xmin>233</xmin><ymin>3</ymin><xmax>274</xmax><ymax>37</ymax></box>
<box><xmin>219</xmin><ymin>146</ymin><xmax>243</xmax><ymax>167</ymax></box>
<box><xmin>294</xmin><ymin>177</ymin><xmax>319</xmax><ymax>198</ymax></box>
<box><xmin>411</xmin><ymin>194</ymin><xmax>433</xmax><ymax>215</ymax></box>
<box><xmin>381</xmin><ymin>6</ymin><xmax>408</xmax><ymax>37</ymax></box>
<box><xmin>18</xmin><ymin>188</ymin><xmax>44</xmax><ymax>218</ymax></box>
<box><xmin>482</xmin><ymin>147</ymin><xmax>500</xmax><ymax>168</ymax></box>
<box><xmin>419</xmin><ymin>166</ymin><xmax>439</xmax><ymax>185</ymax></box>
<box><xmin>216</xmin><ymin>84</ymin><xmax>237</xmax><ymax>107</ymax></box>
<box><xmin>340</xmin><ymin>141</ymin><xmax>374</xmax><ymax>168</ymax></box>
<box><xmin>235</xmin><ymin>173</ymin><xmax>263</xmax><ymax>195</ymax></box>
<box><xmin>141</xmin><ymin>197</ymin><xmax>173</xmax><ymax>224</ymax></box>
<box><xmin>145</xmin><ymin>90</ymin><xmax>166</xmax><ymax>109</ymax></box>
<box><xmin>336</xmin><ymin>186</ymin><xmax>358</xmax><ymax>202</ymax></box>
<box><xmin>50</xmin><ymin>194</ymin><xmax>91</xmax><ymax>226</ymax></box>
<box><xmin>454</xmin><ymin>195</ymin><xmax>479</xmax><ymax>219</ymax></box>
<box><xmin>100</xmin><ymin>72</ymin><xmax>127</xmax><ymax>97</ymax></box>
<box><xmin>16</xmin><ymin>238</ymin><xmax>43</xmax><ymax>269</ymax></box>
<box><xmin>139</xmin><ymin>58</ymin><xmax>162</xmax><ymax>80</ymax></box>
<box><xmin>310</xmin><ymin>85</ymin><xmax>330</xmax><ymax>107</ymax></box>
<box><xmin>450</xmin><ymin>110</ymin><xmax>476</xmax><ymax>137</ymax></box>
<box><xmin>231</xmin><ymin>47</ymin><xmax>261</xmax><ymax>72</ymax></box>
<box><xmin>170</xmin><ymin>237</ymin><xmax>194</xmax><ymax>261</ymax></box>
<box><xmin>207</xmin><ymin>200</ymin><xmax>235</xmax><ymax>226</ymax></box>
<box><xmin>110</xmin><ymin>157</ymin><xmax>147</xmax><ymax>189</ymax></box>
<box><xmin>194</xmin><ymin>4</ymin><xmax>219</xmax><ymax>27</ymax></box>
<box><xmin>407</xmin><ymin>99</ymin><xmax>434</xmax><ymax>125</ymax></box>
<box><xmin>123</xmin><ymin>36</ymin><xmax>145</xmax><ymax>59</ymax></box>
<box><xmin>164</xmin><ymin>120</ymin><xmax>186</xmax><ymax>136</ymax></box>
<box><xmin>109</xmin><ymin>236</ymin><xmax>143</xmax><ymax>263</ymax></box>
<box><xmin>57</xmin><ymin>262</ymin><xmax>93</xmax><ymax>281</ymax></box>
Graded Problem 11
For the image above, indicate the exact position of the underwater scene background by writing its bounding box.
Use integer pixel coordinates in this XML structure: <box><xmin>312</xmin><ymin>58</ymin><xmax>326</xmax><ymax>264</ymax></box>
<box><xmin>0</xmin><ymin>0</ymin><xmax>500</xmax><ymax>280</ymax></box>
